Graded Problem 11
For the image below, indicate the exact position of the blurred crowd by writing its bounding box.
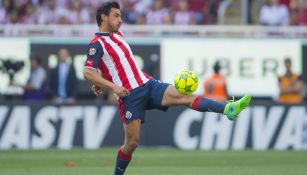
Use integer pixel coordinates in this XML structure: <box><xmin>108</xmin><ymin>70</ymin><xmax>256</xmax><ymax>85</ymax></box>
<box><xmin>252</xmin><ymin>0</ymin><xmax>307</xmax><ymax>26</ymax></box>
<box><xmin>1</xmin><ymin>0</ymin><xmax>306</xmax><ymax>26</ymax></box>
<box><xmin>0</xmin><ymin>0</ymin><xmax>221</xmax><ymax>25</ymax></box>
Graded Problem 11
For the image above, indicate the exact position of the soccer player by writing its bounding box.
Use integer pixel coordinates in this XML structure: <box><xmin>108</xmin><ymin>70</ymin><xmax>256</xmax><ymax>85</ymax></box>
<box><xmin>83</xmin><ymin>2</ymin><xmax>251</xmax><ymax>175</ymax></box>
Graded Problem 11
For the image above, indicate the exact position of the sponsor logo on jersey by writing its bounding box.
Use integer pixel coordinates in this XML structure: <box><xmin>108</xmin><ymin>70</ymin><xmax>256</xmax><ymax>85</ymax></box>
<box><xmin>86</xmin><ymin>59</ymin><xmax>94</xmax><ymax>66</ymax></box>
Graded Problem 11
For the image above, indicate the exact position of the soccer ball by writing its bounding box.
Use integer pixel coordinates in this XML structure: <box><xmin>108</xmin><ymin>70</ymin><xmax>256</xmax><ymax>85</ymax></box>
<box><xmin>174</xmin><ymin>70</ymin><xmax>199</xmax><ymax>95</ymax></box>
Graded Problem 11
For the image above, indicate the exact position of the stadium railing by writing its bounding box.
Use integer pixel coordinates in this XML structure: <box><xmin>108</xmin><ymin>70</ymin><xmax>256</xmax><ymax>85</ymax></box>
<box><xmin>1</xmin><ymin>25</ymin><xmax>307</xmax><ymax>38</ymax></box>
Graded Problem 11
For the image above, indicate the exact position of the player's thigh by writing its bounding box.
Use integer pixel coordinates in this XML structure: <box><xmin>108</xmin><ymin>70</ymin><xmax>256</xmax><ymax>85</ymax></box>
<box><xmin>123</xmin><ymin>119</ymin><xmax>142</xmax><ymax>143</ymax></box>
<box><xmin>161</xmin><ymin>85</ymin><xmax>196</xmax><ymax>106</ymax></box>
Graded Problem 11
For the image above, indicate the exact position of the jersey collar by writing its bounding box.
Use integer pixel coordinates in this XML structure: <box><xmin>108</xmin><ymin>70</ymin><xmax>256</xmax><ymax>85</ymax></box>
<box><xmin>95</xmin><ymin>32</ymin><xmax>110</xmax><ymax>36</ymax></box>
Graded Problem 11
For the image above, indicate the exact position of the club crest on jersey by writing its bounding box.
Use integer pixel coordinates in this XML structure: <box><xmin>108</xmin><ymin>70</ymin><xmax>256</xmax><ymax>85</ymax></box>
<box><xmin>125</xmin><ymin>111</ymin><xmax>132</xmax><ymax>119</ymax></box>
<box><xmin>89</xmin><ymin>48</ymin><xmax>96</xmax><ymax>55</ymax></box>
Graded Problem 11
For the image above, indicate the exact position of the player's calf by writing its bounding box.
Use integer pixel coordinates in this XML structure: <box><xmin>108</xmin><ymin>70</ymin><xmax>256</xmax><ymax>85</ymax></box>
<box><xmin>191</xmin><ymin>96</ymin><xmax>225</xmax><ymax>113</ymax></box>
<box><xmin>191</xmin><ymin>95</ymin><xmax>251</xmax><ymax>120</ymax></box>
<box><xmin>114</xmin><ymin>148</ymin><xmax>132</xmax><ymax>175</ymax></box>
<box><xmin>114</xmin><ymin>140</ymin><xmax>139</xmax><ymax>175</ymax></box>
<box><xmin>114</xmin><ymin>119</ymin><xmax>141</xmax><ymax>175</ymax></box>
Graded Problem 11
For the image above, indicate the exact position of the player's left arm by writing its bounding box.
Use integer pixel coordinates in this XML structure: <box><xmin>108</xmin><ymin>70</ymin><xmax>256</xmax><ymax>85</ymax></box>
<box><xmin>83</xmin><ymin>41</ymin><xmax>105</xmax><ymax>96</ymax></box>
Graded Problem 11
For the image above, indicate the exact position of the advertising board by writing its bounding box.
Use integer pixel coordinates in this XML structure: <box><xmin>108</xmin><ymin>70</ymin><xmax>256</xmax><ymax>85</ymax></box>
<box><xmin>161</xmin><ymin>39</ymin><xmax>302</xmax><ymax>97</ymax></box>
<box><xmin>0</xmin><ymin>103</ymin><xmax>306</xmax><ymax>150</ymax></box>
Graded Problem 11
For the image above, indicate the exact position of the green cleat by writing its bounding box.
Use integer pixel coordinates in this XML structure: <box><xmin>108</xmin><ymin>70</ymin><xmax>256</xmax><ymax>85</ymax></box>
<box><xmin>223</xmin><ymin>95</ymin><xmax>251</xmax><ymax>120</ymax></box>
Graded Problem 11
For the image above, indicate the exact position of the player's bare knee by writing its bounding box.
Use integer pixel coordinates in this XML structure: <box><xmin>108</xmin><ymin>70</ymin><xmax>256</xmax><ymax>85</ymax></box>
<box><xmin>178</xmin><ymin>94</ymin><xmax>195</xmax><ymax>106</ymax></box>
<box><xmin>187</xmin><ymin>95</ymin><xmax>197</xmax><ymax>105</ymax></box>
<box><xmin>125</xmin><ymin>139</ymin><xmax>139</xmax><ymax>152</ymax></box>
<box><xmin>128</xmin><ymin>140</ymin><xmax>139</xmax><ymax>149</ymax></box>
<box><xmin>175</xmin><ymin>95</ymin><xmax>195</xmax><ymax>107</ymax></box>
<box><xmin>126</xmin><ymin>135</ymin><xmax>140</xmax><ymax>148</ymax></box>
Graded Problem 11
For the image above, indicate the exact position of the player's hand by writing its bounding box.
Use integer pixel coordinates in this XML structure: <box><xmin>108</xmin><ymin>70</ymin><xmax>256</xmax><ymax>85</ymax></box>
<box><xmin>92</xmin><ymin>85</ymin><xmax>104</xmax><ymax>96</ymax></box>
<box><xmin>112</xmin><ymin>86</ymin><xmax>130</xmax><ymax>98</ymax></box>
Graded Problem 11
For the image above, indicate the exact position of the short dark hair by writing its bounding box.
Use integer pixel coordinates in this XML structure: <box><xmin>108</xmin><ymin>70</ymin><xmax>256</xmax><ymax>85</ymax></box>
<box><xmin>96</xmin><ymin>1</ymin><xmax>120</xmax><ymax>26</ymax></box>
<box><xmin>213</xmin><ymin>61</ymin><xmax>221</xmax><ymax>73</ymax></box>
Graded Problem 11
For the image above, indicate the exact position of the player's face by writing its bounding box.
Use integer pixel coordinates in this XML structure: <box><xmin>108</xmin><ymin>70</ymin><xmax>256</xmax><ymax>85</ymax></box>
<box><xmin>106</xmin><ymin>8</ymin><xmax>122</xmax><ymax>33</ymax></box>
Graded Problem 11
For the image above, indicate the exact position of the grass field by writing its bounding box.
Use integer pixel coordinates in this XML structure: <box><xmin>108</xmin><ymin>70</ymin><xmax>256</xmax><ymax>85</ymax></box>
<box><xmin>1</xmin><ymin>148</ymin><xmax>307</xmax><ymax>175</ymax></box>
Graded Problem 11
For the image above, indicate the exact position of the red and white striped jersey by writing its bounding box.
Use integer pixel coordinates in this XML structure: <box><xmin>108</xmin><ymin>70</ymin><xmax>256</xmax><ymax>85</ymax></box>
<box><xmin>84</xmin><ymin>32</ymin><xmax>151</xmax><ymax>90</ymax></box>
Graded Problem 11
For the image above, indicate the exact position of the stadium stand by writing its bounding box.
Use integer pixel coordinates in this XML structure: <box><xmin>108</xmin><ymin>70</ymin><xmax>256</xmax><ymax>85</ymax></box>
<box><xmin>1</xmin><ymin>0</ymin><xmax>305</xmax><ymax>26</ymax></box>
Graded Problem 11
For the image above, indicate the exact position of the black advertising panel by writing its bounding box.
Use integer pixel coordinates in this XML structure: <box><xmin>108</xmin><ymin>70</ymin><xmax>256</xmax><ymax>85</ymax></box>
<box><xmin>0</xmin><ymin>103</ymin><xmax>306</xmax><ymax>150</ymax></box>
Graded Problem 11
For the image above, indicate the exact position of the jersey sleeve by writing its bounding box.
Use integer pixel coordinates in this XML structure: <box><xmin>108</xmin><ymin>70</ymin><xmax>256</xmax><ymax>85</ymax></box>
<box><xmin>84</xmin><ymin>41</ymin><xmax>104</xmax><ymax>69</ymax></box>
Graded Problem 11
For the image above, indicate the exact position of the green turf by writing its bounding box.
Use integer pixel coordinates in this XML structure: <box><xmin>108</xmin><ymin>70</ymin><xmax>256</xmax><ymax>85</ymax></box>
<box><xmin>0</xmin><ymin>148</ymin><xmax>307</xmax><ymax>175</ymax></box>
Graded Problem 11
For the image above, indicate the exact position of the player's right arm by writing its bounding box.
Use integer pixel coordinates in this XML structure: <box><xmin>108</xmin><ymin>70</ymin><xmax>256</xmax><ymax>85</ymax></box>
<box><xmin>83</xmin><ymin>41</ymin><xmax>130</xmax><ymax>98</ymax></box>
